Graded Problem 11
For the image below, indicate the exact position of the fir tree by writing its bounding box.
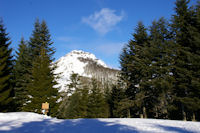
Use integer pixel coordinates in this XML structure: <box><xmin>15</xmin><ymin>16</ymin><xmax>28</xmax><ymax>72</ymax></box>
<box><xmin>87</xmin><ymin>78</ymin><xmax>108</xmax><ymax>118</ymax></box>
<box><xmin>64</xmin><ymin>85</ymin><xmax>89</xmax><ymax>119</ymax></box>
<box><xmin>188</xmin><ymin>1</ymin><xmax>200</xmax><ymax>121</ymax></box>
<box><xmin>109</xmin><ymin>83</ymin><xmax>126</xmax><ymax>118</ymax></box>
<box><xmin>61</xmin><ymin>73</ymin><xmax>89</xmax><ymax>118</ymax></box>
<box><xmin>14</xmin><ymin>37</ymin><xmax>32</xmax><ymax>111</ymax></box>
<box><xmin>24</xmin><ymin>20</ymin><xmax>59</xmax><ymax>116</ymax></box>
<box><xmin>118</xmin><ymin>0</ymin><xmax>200</xmax><ymax>121</ymax></box>
<box><xmin>66</xmin><ymin>72</ymin><xmax>80</xmax><ymax>95</ymax></box>
<box><xmin>120</xmin><ymin>21</ymin><xmax>150</xmax><ymax>118</ymax></box>
<box><xmin>78</xmin><ymin>85</ymin><xmax>89</xmax><ymax>117</ymax></box>
<box><xmin>0</xmin><ymin>19</ymin><xmax>14</xmax><ymax>112</ymax></box>
<box><xmin>176</xmin><ymin>1</ymin><xmax>200</xmax><ymax>121</ymax></box>
<box><xmin>171</xmin><ymin>0</ymin><xmax>197</xmax><ymax>121</ymax></box>
<box><xmin>64</xmin><ymin>91</ymin><xmax>82</xmax><ymax>118</ymax></box>
<box><xmin>147</xmin><ymin>18</ymin><xmax>174</xmax><ymax>119</ymax></box>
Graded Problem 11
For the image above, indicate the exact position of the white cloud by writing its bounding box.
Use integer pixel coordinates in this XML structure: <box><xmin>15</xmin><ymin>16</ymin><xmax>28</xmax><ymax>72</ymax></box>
<box><xmin>82</xmin><ymin>8</ymin><xmax>125</xmax><ymax>35</ymax></box>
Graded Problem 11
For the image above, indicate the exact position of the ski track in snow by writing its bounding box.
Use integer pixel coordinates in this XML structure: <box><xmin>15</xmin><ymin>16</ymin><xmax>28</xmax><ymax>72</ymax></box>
<box><xmin>0</xmin><ymin>112</ymin><xmax>200</xmax><ymax>133</ymax></box>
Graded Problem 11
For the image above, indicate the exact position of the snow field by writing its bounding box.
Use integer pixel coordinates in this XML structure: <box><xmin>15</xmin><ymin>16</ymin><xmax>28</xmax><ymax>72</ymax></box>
<box><xmin>0</xmin><ymin>112</ymin><xmax>200</xmax><ymax>133</ymax></box>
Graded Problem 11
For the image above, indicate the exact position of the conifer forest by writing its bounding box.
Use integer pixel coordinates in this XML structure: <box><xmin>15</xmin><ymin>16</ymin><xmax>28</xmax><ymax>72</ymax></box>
<box><xmin>0</xmin><ymin>0</ymin><xmax>200</xmax><ymax>121</ymax></box>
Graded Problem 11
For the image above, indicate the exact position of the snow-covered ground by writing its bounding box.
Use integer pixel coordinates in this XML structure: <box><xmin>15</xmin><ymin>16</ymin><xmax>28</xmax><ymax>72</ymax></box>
<box><xmin>0</xmin><ymin>112</ymin><xmax>200</xmax><ymax>133</ymax></box>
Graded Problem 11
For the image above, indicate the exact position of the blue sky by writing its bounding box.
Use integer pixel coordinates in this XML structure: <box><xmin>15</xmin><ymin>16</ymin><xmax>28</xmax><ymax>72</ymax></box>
<box><xmin>0</xmin><ymin>0</ymin><xmax>197</xmax><ymax>69</ymax></box>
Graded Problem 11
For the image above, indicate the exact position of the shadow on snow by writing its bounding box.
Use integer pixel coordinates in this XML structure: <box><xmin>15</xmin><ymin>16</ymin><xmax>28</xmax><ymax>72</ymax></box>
<box><xmin>0</xmin><ymin>118</ymin><xmax>138</xmax><ymax>133</ymax></box>
<box><xmin>156</xmin><ymin>125</ymin><xmax>196</xmax><ymax>133</ymax></box>
<box><xmin>0</xmin><ymin>118</ymin><xmax>197</xmax><ymax>133</ymax></box>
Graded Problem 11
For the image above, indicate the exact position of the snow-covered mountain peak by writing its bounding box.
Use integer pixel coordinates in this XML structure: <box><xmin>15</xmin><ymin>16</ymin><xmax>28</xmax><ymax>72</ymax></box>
<box><xmin>60</xmin><ymin>50</ymin><xmax>107</xmax><ymax>68</ymax></box>
<box><xmin>67</xmin><ymin>50</ymin><xmax>94</xmax><ymax>57</ymax></box>
<box><xmin>54</xmin><ymin>50</ymin><xmax>110</xmax><ymax>92</ymax></box>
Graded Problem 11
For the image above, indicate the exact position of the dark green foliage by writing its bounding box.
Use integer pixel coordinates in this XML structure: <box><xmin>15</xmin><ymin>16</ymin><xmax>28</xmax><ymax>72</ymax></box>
<box><xmin>0</xmin><ymin>19</ymin><xmax>14</xmax><ymax>112</ymax></box>
<box><xmin>109</xmin><ymin>83</ymin><xmax>126</xmax><ymax>118</ymax></box>
<box><xmin>87</xmin><ymin>78</ymin><xmax>109</xmax><ymax>118</ymax></box>
<box><xmin>146</xmin><ymin>18</ymin><xmax>174</xmax><ymax>119</ymax></box>
<box><xmin>119</xmin><ymin>0</ymin><xmax>200</xmax><ymax>121</ymax></box>
<box><xmin>65</xmin><ymin>85</ymin><xmax>89</xmax><ymax>119</ymax></box>
<box><xmin>29</xmin><ymin>19</ymin><xmax>53</xmax><ymax>58</ymax></box>
<box><xmin>170</xmin><ymin>0</ymin><xmax>200</xmax><ymax>121</ymax></box>
<box><xmin>65</xmin><ymin>92</ymin><xmax>82</xmax><ymax>118</ymax></box>
<box><xmin>170</xmin><ymin>0</ymin><xmax>193</xmax><ymax>120</ymax></box>
<box><xmin>120</xmin><ymin>21</ymin><xmax>150</xmax><ymax>118</ymax></box>
<box><xmin>60</xmin><ymin>74</ymin><xmax>110</xmax><ymax>119</ymax></box>
<box><xmin>23</xmin><ymin>20</ymin><xmax>59</xmax><ymax>117</ymax></box>
<box><xmin>1</xmin><ymin>0</ymin><xmax>199</xmax><ymax>121</ymax></box>
<box><xmin>60</xmin><ymin>73</ymin><xmax>89</xmax><ymax>119</ymax></box>
<box><xmin>14</xmin><ymin>37</ymin><xmax>32</xmax><ymax>111</ymax></box>
<box><xmin>26</xmin><ymin>48</ymin><xmax>58</xmax><ymax>115</ymax></box>
<box><xmin>66</xmin><ymin>72</ymin><xmax>80</xmax><ymax>95</ymax></box>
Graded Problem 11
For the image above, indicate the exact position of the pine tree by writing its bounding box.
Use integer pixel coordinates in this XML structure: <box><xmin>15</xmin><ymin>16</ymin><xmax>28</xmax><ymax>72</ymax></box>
<box><xmin>64</xmin><ymin>85</ymin><xmax>89</xmax><ymax>119</ymax></box>
<box><xmin>147</xmin><ymin>18</ymin><xmax>174</xmax><ymax>119</ymax></box>
<box><xmin>78</xmin><ymin>85</ymin><xmax>89</xmax><ymax>117</ymax></box>
<box><xmin>171</xmin><ymin>0</ymin><xmax>197</xmax><ymax>121</ymax></box>
<box><xmin>14</xmin><ymin>37</ymin><xmax>32</xmax><ymax>111</ymax></box>
<box><xmin>188</xmin><ymin>1</ymin><xmax>200</xmax><ymax>121</ymax></box>
<box><xmin>118</xmin><ymin>0</ymin><xmax>200</xmax><ymax>121</ymax></box>
<box><xmin>24</xmin><ymin>20</ymin><xmax>59</xmax><ymax>116</ymax></box>
<box><xmin>29</xmin><ymin>19</ymin><xmax>44</xmax><ymax>57</ymax></box>
<box><xmin>0</xmin><ymin>19</ymin><xmax>14</xmax><ymax>112</ymax></box>
<box><xmin>109</xmin><ymin>83</ymin><xmax>126</xmax><ymax>117</ymax></box>
<box><xmin>120</xmin><ymin>21</ymin><xmax>150</xmax><ymax>118</ymax></box>
<box><xmin>87</xmin><ymin>78</ymin><xmax>108</xmax><ymax>118</ymax></box>
<box><xmin>64</xmin><ymin>91</ymin><xmax>82</xmax><ymax>118</ymax></box>
<box><xmin>176</xmin><ymin>1</ymin><xmax>200</xmax><ymax>121</ymax></box>
<box><xmin>61</xmin><ymin>73</ymin><xmax>89</xmax><ymax>119</ymax></box>
<box><xmin>66</xmin><ymin>72</ymin><xmax>80</xmax><ymax>95</ymax></box>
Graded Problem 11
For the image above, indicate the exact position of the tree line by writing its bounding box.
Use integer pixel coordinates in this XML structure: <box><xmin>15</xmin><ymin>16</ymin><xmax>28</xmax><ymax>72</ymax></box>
<box><xmin>0</xmin><ymin>0</ymin><xmax>199</xmax><ymax>121</ymax></box>
<box><xmin>0</xmin><ymin>19</ymin><xmax>59</xmax><ymax>117</ymax></box>
<box><xmin>119</xmin><ymin>0</ymin><xmax>200</xmax><ymax>121</ymax></box>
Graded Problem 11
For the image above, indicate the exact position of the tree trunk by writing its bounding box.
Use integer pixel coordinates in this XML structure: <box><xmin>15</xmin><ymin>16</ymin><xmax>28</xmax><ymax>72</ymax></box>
<box><xmin>143</xmin><ymin>106</ymin><xmax>147</xmax><ymax>118</ymax></box>
<box><xmin>127</xmin><ymin>108</ymin><xmax>131</xmax><ymax>118</ymax></box>
<box><xmin>182</xmin><ymin>104</ymin><xmax>187</xmax><ymax>121</ymax></box>
<box><xmin>192</xmin><ymin>112</ymin><xmax>196</xmax><ymax>121</ymax></box>
<box><xmin>183</xmin><ymin>111</ymin><xmax>187</xmax><ymax>121</ymax></box>
<box><xmin>155</xmin><ymin>107</ymin><xmax>158</xmax><ymax>118</ymax></box>
<box><xmin>163</xmin><ymin>99</ymin><xmax>168</xmax><ymax>119</ymax></box>
<box><xmin>140</xmin><ymin>114</ymin><xmax>143</xmax><ymax>118</ymax></box>
<box><xmin>164</xmin><ymin>109</ymin><xmax>168</xmax><ymax>119</ymax></box>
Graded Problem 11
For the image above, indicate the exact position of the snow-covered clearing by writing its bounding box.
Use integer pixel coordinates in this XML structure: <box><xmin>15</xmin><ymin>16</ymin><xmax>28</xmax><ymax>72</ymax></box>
<box><xmin>0</xmin><ymin>112</ymin><xmax>199</xmax><ymax>133</ymax></box>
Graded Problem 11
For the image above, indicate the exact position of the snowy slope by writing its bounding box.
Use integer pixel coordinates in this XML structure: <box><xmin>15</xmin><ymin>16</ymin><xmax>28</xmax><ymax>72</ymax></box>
<box><xmin>54</xmin><ymin>50</ymin><xmax>109</xmax><ymax>92</ymax></box>
<box><xmin>0</xmin><ymin>112</ymin><xmax>200</xmax><ymax>133</ymax></box>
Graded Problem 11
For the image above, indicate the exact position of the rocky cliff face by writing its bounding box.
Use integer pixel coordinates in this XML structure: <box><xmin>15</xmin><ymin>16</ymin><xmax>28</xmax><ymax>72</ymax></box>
<box><xmin>54</xmin><ymin>50</ymin><xmax>119</xmax><ymax>92</ymax></box>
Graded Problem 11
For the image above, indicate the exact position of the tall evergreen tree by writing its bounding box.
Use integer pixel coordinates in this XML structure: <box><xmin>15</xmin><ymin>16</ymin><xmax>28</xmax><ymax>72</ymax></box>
<box><xmin>66</xmin><ymin>72</ymin><xmax>80</xmax><ymax>95</ymax></box>
<box><xmin>87</xmin><ymin>78</ymin><xmax>108</xmax><ymax>118</ymax></box>
<box><xmin>59</xmin><ymin>73</ymin><xmax>89</xmax><ymax>118</ymax></box>
<box><xmin>64</xmin><ymin>84</ymin><xmax>89</xmax><ymax>119</ymax></box>
<box><xmin>118</xmin><ymin>0</ymin><xmax>200</xmax><ymax>121</ymax></box>
<box><xmin>188</xmin><ymin>1</ymin><xmax>200</xmax><ymax>121</ymax></box>
<box><xmin>147</xmin><ymin>18</ymin><xmax>174</xmax><ymax>119</ymax></box>
<box><xmin>176</xmin><ymin>1</ymin><xmax>200</xmax><ymax>121</ymax></box>
<box><xmin>109</xmin><ymin>83</ymin><xmax>126</xmax><ymax>118</ymax></box>
<box><xmin>171</xmin><ymin>0</ymin><xmax>198</xmax><ymax>121</ymax></box>
<box><xmin>14</xmin><ymin>37</ymin><xmax>32</xmax><ymax>111</ymax></box>
<box><xmin>120</xmin><ymin>22</ymin><xmax>150</xmax><ymax>118</ymax></box>
<box><xmin>0</xmin><ymin>19</ymin><xmax>14</xmax><ymax>112</ymax></box>
<box><xmin>24</xmin><ymin>20</ymin><xmax>59</xmax><ymax>116</ymax></box>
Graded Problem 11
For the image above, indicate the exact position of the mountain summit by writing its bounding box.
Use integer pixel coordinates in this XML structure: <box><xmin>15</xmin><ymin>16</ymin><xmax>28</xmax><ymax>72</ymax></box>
<box><xmin>54</xmin><ymin>50</ymin><xmax>118</xmax><ymax>92</ymax></box>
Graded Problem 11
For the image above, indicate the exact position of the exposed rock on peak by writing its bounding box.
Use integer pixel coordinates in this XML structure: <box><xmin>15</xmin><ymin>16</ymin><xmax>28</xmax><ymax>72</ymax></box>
<box><xmin>54</xmin><ymin>50</ymin><xmax>119</xmax><ymax>92</ymax></box>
